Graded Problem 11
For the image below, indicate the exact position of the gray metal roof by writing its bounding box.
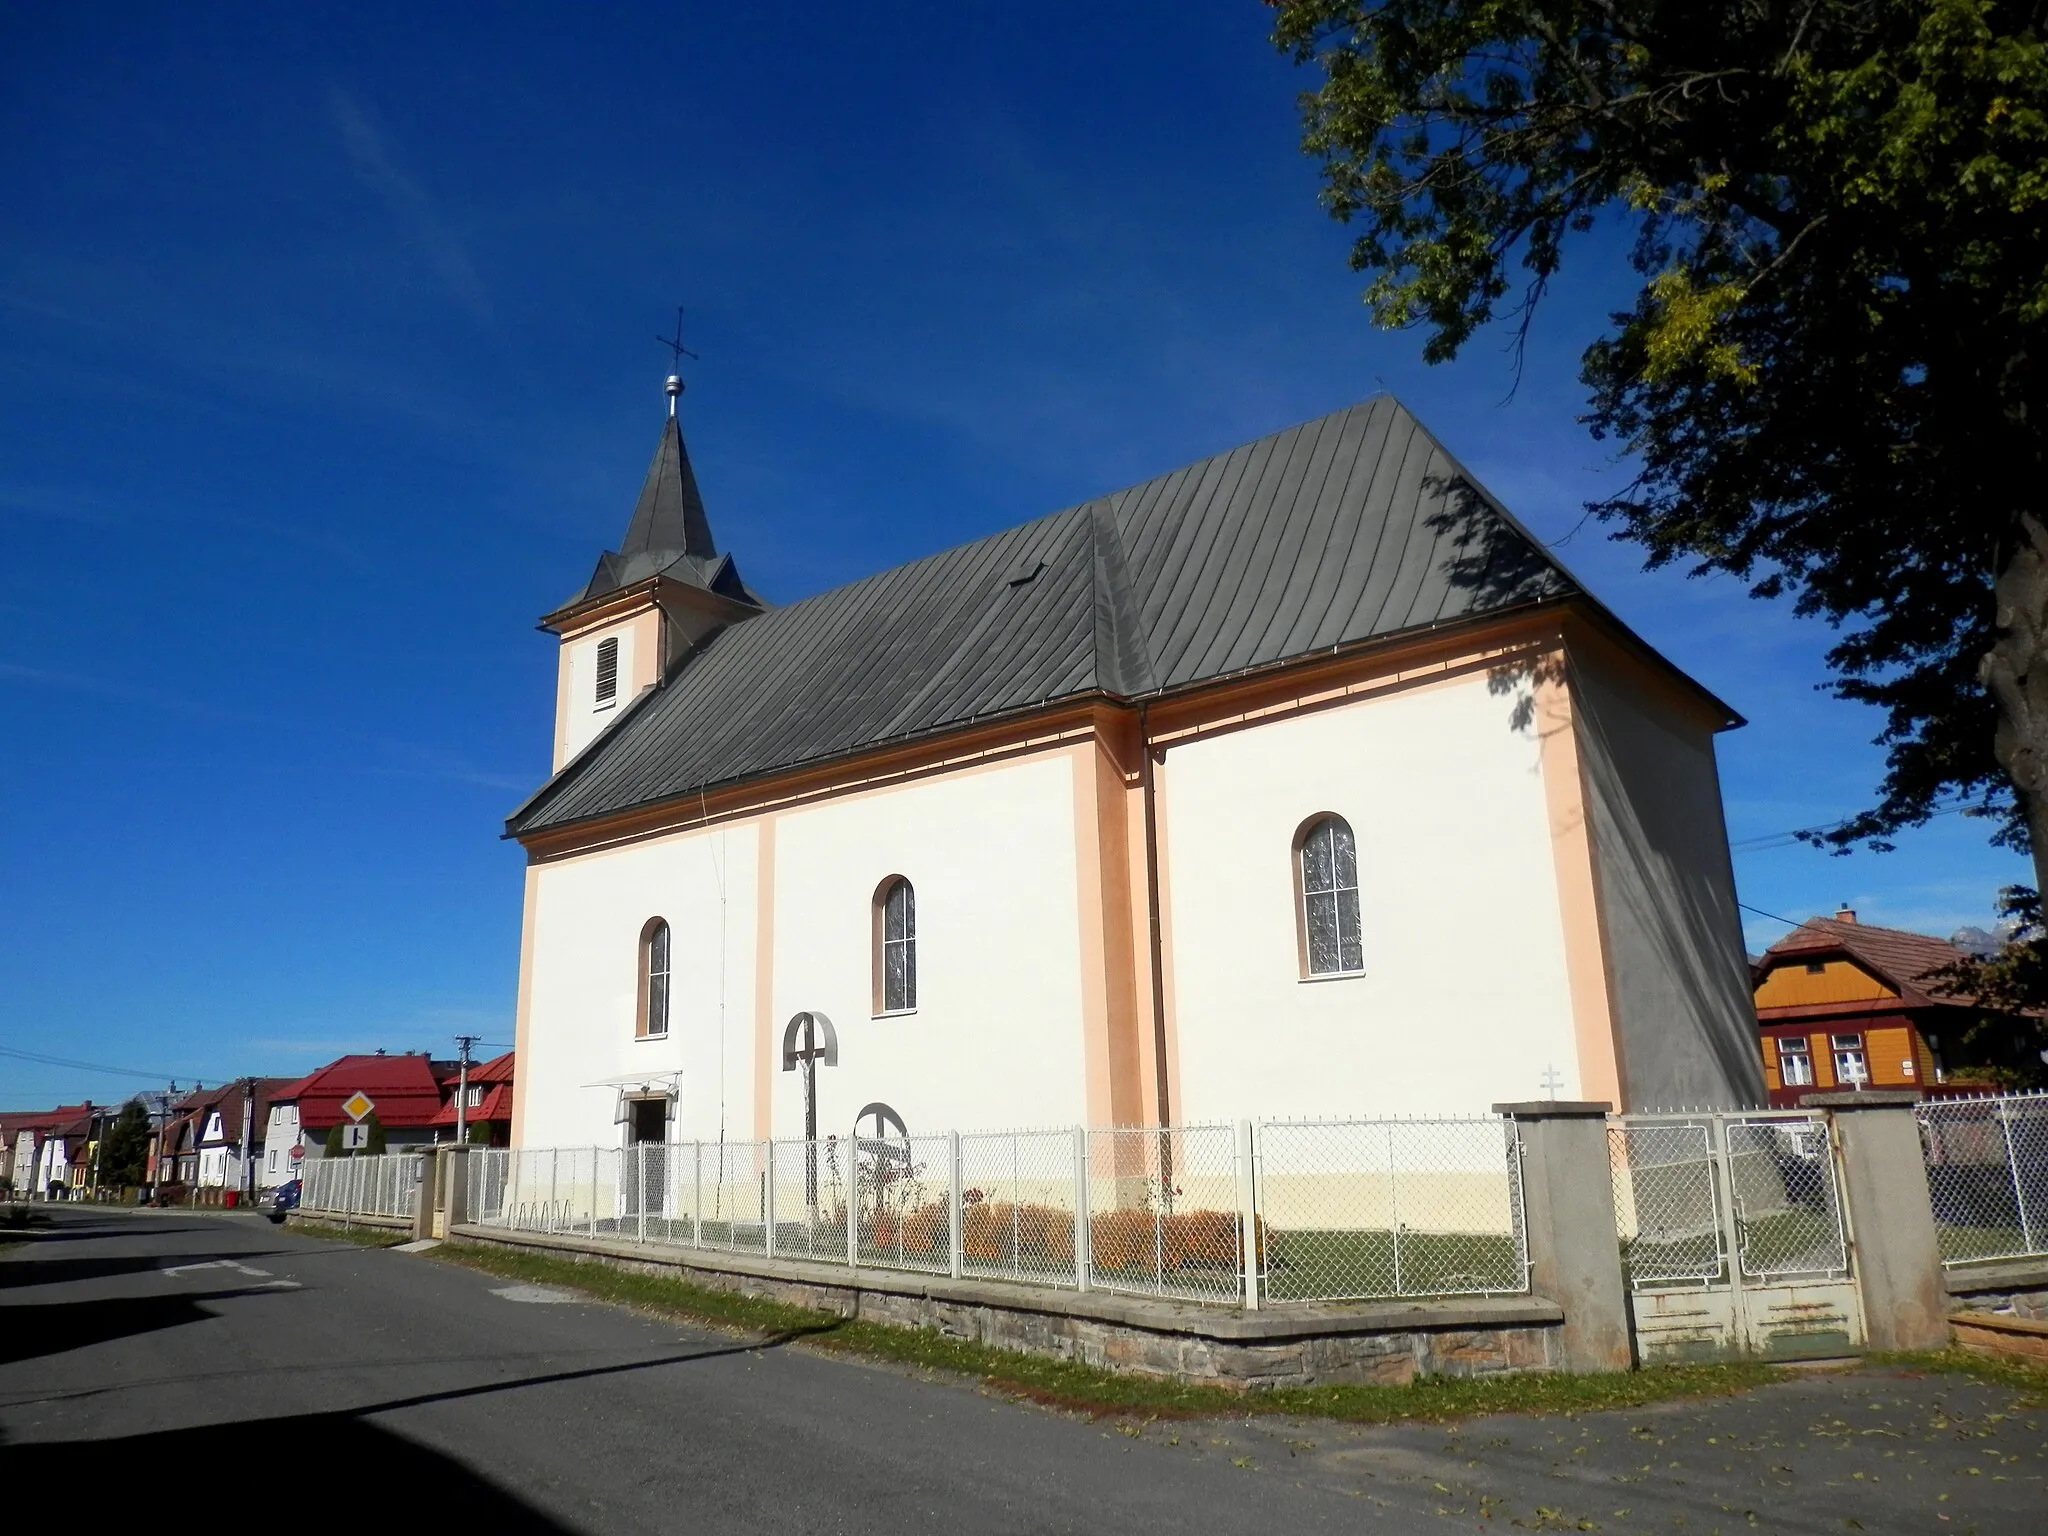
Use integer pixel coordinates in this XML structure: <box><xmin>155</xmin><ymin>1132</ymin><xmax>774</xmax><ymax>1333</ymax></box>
<box><xmin>510</xmin><ymin>396</ymin><xmax>1583</xmax><ymax>837</ymax></box>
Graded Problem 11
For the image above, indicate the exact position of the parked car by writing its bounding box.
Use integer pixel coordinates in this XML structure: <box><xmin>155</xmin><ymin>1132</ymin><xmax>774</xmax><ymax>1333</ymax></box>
<box><xmin>260</xmin><ymin>1178</ymin><xmax>301</xmax><ymax>1224</ymax></box>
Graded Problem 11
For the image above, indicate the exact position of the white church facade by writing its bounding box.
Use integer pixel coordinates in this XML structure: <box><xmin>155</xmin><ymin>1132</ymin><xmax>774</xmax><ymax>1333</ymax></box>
<box><xmin>508</xmin><ymin>388</ymin><xmax>1764</xmax><ymax>1154</ymax></box>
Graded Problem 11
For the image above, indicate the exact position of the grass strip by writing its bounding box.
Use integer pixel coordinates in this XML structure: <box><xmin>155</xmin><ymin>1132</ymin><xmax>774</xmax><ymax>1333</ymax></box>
<box><xmin>289</xmin><ymin>1218</ymin><xmax>411</xmax><ymax>1249</ymax></box>
<box><xmin>430</xmin><ymin>1238</ymin><xmax>1819</xmax><ymax>1423</ymax></box>
<box><xmin>1867</xmin><ymin>1347</ymin><xmax>2048</xmax><ymax>1405</ymax></box>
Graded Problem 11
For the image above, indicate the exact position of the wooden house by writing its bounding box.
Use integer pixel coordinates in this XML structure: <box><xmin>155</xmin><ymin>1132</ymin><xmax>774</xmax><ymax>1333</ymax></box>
<box><xmin>1754</xmin><ymin>909</ymin><xmax>2039</xmax><ymax>1104</ymax></box>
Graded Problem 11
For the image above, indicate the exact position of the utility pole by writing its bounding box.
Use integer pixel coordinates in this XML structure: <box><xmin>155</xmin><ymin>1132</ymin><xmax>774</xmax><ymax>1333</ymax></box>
<box><xmin>153</xmin><ymin>1084</ymin><xmax>177</xmax><ymax>1202</ymax></box>
<box><xmin>238</xmin><ymin>1078</ymin><xmax>257</xmax><ymax>1200</ymax></box>
<box><xmin>453</xmin><ymin>1035</ymin><xmax>478</xmax><ymax>1144</ymax></box>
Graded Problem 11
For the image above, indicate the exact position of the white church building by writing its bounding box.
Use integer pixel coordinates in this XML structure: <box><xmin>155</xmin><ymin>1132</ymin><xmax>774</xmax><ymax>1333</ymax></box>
<box><xmin>507</xmin><ymin>386</ymin><xmax>1764</xmax><ymax>1154</ymax></box>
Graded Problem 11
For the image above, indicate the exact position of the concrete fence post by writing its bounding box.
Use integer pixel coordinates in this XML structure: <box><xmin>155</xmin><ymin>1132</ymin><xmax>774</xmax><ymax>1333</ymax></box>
<box><xmin>444</xmin><ymin>1145</ymin><xmax>469</xmax><ymax>1232</ymax></box>
<box><xmin>410</xmin><ymin>1152</ymin><xmax>435</xmax><ymax>1241</ymax></box>
<box><xmin>1493</xmin><ymin>1101</ymin><xmax>1632</xmax><ymax>1373</ymax></box>
<box><xmin>1801</xmin><ymin>1091</ymin><xmax>1948</xmax><ymax>1351</ymax></box>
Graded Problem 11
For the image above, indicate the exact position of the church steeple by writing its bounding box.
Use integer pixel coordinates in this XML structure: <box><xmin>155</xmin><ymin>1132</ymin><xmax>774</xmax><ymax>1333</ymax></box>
<box><xmin>560</xmin><ymin>379</ymin><xmax>760</xmax><ymax>612</ymax></box>
<box><xmin>618</xmin><ymin>402</ymin><xmax>717</xmax><ymax>563</ymax></box>
<box><xmin>538</xmin><ymin>373</ymin><xmax>764</xmax><ymax>771</ymax></box>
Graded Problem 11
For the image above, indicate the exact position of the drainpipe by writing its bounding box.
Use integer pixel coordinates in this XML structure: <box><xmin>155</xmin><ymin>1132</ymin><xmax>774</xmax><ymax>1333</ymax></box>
<box><xmin>1137</xmin><ymin>704</ymin><xmax>1170</xmax><ymax>1127</ymax></box>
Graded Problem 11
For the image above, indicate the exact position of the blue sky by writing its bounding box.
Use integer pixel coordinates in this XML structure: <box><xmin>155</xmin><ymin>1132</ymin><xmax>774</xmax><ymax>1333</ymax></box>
<box><xmin>1</xmin><ymin>4</ymin><xmax>2024</xmax><ymax>1108</ymax></box>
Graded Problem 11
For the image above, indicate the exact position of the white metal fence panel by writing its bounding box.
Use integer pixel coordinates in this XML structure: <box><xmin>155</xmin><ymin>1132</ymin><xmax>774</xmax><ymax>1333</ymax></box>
<box><xmin>299</xmin><ymin>1152</ymin><xmax>423</xmax><ymax>1220</ymax></box>
<box><xmin>959</xmin><ymin>1128</ymin><xmax>1083</xmax><ymax>1289</ymax></box>
<box><xmin>1610</xmin><ymin>1112</ymin><xmax>1846</xmax><ymax>1286</ymax></box>
<box><xmin>1258</xmin><ymin>1116</ymin><xmax>1528</xmax><ymax>1300</ymax></box>
<box><xmin>460</xmin><ymin>1116</ymin><xmax>1535</xmax><ymax>1308</ymax></box>
<box><xmin>1917</xmin><ymin>1091</ymin><xmax>2048</xmax><ymax>1266</ymax></box>
<box><xmin>1608</xmin><ymin>1121</ymin><xmax>1724</xmax><ymax>1285</ymax></box>
<box><xmin>1723</xmin><ymin>1116</ymin><xmax>1846</xmax><ymax>1278</ymax></box>
<box><xmin>853</xmin><ymin>1132</ymin><xmax>952</xmax><ymax>1274</ymax></box>
<box><xmin>1084</xmin><ymin>1125</ymin><xmax>1241</xmax><ymax>1302</ymax></box>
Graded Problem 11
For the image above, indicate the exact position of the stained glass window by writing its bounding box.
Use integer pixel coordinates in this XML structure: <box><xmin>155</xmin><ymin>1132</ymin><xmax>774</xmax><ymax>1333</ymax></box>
<box><xmin>879</xmin><ymin>879</ymin><xmax>917</xmax><ymax>1012</ymax></box>
<box><xmin>642</xmin><ymin>919</ymin><xmax>670</xmax><ymax>1037</ymax></box>
<box><xmin>1299</xmin><ymin>817</ymin><xmax>1363</xmax><ymax>976</ymax></box>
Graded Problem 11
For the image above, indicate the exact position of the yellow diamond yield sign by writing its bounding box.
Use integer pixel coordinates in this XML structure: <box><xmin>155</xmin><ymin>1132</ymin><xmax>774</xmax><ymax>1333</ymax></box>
<box><xmin>341</xmin><ymin>1091</ymin><xmax>375</xmax><ymax>1123</ymax></box>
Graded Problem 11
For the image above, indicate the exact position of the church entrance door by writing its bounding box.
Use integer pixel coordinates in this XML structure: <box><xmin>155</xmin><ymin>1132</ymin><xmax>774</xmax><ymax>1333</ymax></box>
<box><xmin>624</xmin><ymin>1096</ymin><xmax>669</xmax><ymax>1226</ymax></box>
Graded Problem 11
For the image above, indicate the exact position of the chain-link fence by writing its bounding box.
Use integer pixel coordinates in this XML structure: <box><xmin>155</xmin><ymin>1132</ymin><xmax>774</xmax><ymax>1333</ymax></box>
<box><xmin>1609</xmin><ymin>1112</ymin><xmax>1846</xmax><ymax>1287</ymax></box>
<box><xmin>1083</xmin><ymin>1125</ymin><xmax>1242</xmax><ymax>1302</ymax></box>
<box><xmin>299</xmin><ymin>1152</ymin><xmax>424</xmax><ymax>1221</ymax></box>
<box><xmin>959</xmin><ymin>1128</ymin><xmax>1083</xmax><ymax>1288</ymax></box>
<box><xmin>1257</xmin><ymin>1116</ymin><xmax>1527</xmax><ymax>1300</ymax></box>
<box><xmin>1917</xmin><ymin>1091</ymin><xmax>2048</xmax><ymax>1266</ymax></box>
<box><xmin>1609</xmin><ymin>1121</ymin><xmax>1723</xmax><ymax>1285</ymax></box>
<box><xmin>459</xmin><ymin>1116</ymin><xmax>1532</xmax><ymax>1308</ymax></box>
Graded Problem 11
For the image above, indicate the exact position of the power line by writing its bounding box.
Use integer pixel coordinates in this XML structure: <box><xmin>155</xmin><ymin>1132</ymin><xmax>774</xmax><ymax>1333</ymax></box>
<box><xmin>0</xmin><ymin>1043</ymin><xmax>222</xmax><ymax>1082</ymax></box>
<box><xmin>1737</xmin><ymin>901</ymin><xmax>1806</xmax><ymax>927</ymax></box>
<box><xmin>1731</xmin><ymin>802</ymin><xmax>1971</xmax><ymax>854</ymax></box>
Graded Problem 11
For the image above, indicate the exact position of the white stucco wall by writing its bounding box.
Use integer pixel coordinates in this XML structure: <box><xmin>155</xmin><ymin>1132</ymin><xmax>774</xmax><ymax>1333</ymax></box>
<box><xmin>522</xmin><ymin>817</ymin><xmax>762</xmax><ymax>1149</ymax></box>
<box><xmin>260</xmin><ymin>1103</ymin><xmax>300</xmax><ymax>1187</ymax></box>
<box><xmin>519</xmin><ymin>751</ymin><xmax>1090</xmax><ymax>1150</ymax></box>
<box><xmin>1161</xmin><ymin>673</ymin><xmax>1584</xmax><ymax>1120</ymax></box>
<box><xmin>766</xmin><ymin>752</ymin><xmax>1088</xmax><ymax>1140</ymax></box>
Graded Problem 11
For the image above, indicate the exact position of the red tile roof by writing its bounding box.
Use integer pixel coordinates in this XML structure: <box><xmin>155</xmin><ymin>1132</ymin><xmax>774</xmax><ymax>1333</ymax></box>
<box><xmin>426</xmin><ymin>1082</ymin><xmax>513</xmax><ymax>1128</ymax></box>
<box><xmin>277</xmin><ymin>1054</ymin><xmax>450</xmax><ymax>1131</ymax></box>
<box><xmin>1762</xmin><ymin>917</ymin><xmax>1976</xmax><ymax>1008</ymax></box>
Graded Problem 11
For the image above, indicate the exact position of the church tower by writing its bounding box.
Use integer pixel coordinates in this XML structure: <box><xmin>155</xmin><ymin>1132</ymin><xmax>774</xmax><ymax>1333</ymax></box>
<box><xmin>540</xmin><ymin>375</ymin><xmax>763</xmax><ymax>769</ymax></box>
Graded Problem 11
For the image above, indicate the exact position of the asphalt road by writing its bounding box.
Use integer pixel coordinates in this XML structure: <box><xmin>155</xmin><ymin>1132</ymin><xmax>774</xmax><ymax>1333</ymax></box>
<box><xmin>1</xmin><ymin>1208</ymin><xmax>2041</xmax><ymax>1534</ymax></box>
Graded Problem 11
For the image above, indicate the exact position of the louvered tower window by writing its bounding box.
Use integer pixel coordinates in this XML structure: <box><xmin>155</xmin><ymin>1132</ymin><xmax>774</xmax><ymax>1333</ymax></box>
<box><xmin>594</xmin><ymin>636</ymin><xmax>620</xmax><ymax>707</ymax></box>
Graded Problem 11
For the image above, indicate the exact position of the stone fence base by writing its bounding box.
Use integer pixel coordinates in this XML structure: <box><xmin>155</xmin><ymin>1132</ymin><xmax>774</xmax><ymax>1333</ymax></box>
<box><xmin>291</xmin><ymin>1210</ymin><xmax>413</xmax><ymax>1234</ymax></box>
<box><xmin>1945</xmin><ymin>1259</ymin><xmax>2048</xmax><ymax>1323</ymax></box>
<box><xmin>444</xmin><ymin>1222</ymin><xmax>1563</xmax><ymax>1389</ymax></box>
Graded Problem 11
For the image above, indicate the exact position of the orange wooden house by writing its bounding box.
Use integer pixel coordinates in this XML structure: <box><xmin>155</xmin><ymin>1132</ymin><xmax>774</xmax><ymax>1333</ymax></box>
<box><xmin>1754</xmin><ymin>909</ymin><xmax>2034</xmax><ymax>1105</ymax></box>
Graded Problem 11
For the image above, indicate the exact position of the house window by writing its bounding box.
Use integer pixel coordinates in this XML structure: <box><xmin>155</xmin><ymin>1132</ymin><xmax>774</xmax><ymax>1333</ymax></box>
<box><xmin>1804</xmin><ymin>960</ymin><xmax>1826</xmax><ymax>975</ymax></box>
<box><xmin>876</xmin><ymin>877</ymin><xmax>917</xmax><ymax>1014</ymax></box>
<box><xmin>1777</xmin><ymin>1036</ymin><xmax>1814</xmax><ymax>1087</ymax></box>
<box><xmin>595</xmin><ymin>636</ymin><xmax>620</xmax><ymax>708</ymax></box>
<box><xmin>465</xmin><ymin>1085</ymin><xmax>483</xmax><ymax>1109</ymax></box>
<box><xmin>639</xmin><ymin>918</ymin><xmax>671</xmax><ymax>1038</ymax></box>
<box><xmin>1297</xmin><ymin>815</ymin><xmax>1363</xmax><ymax>977</ymax></box>
<box><xmin>1830</xmin><ymin>1033</ymin><xmax>1868</xmax><ymax>1085</ymax></box>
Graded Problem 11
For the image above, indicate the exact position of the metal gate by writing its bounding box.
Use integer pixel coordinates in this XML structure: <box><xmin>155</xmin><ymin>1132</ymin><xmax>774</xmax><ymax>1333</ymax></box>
<box><xmin>1608</xmin><ymin>1111</ymin><xmax>1862</xmax><ymax>1361</ymax></box>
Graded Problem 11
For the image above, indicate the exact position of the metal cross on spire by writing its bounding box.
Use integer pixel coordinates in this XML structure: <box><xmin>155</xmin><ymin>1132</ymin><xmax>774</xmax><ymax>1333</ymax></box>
<box><xmin>655</xmin><ymin>305</ymin><xmax>698</xmax><ymax>416</ymax></box>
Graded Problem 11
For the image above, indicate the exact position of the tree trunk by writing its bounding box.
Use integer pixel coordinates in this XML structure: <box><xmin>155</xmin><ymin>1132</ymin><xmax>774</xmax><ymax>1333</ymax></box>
<box><xmin>1982</xmin><ymin>512</ymin><xmax>2048</xmax><ymax>900</ymax></box>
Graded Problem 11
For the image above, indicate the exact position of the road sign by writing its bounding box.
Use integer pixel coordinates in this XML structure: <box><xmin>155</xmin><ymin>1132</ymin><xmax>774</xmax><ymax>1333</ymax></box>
<box><xmin>289</xmin><ymin>1144</ymin><xmax>304</xmax><ymax>1163</ymax></box>
<box><xmin>341</xmin><ymin>1124</ymin><xmax>370</xmax><ymax>1150</ymax></box>
<box><xmin>340</xmin><ymin>1091</ymin><xmax>375</xmax><ymax>1123</ymax></box>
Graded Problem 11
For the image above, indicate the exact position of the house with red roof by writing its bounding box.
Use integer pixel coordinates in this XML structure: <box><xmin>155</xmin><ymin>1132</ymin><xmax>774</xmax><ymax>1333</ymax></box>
<box><xmin>1753</xmin><ymin>908</ymin><xmax>2043</xmax><ymax>1105</ymax></box>
<box><xmin>425</xmin><ymin>1051</ymin><xmax>515</xmax><ymax>1147</ymax></box>
<box><xmin>262</xmin><ymin>1051</ymin><xmax>462</xmax><ymax>1174</ymax></box>
<box><xmin>5</xmin><ymin>1106</ymin><xmax>87</xmax><ymax>1197</ymax></box>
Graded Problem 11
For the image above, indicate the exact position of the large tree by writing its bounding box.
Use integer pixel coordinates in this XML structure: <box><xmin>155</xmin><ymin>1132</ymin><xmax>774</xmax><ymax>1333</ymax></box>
<box><xmin>1270</xmin><ymin>1</ymin><xmax>2048</xmax><ymax>895</ymax></box>
<box><xmin>99</xmin><ymin>1100</ymin><xmax>152</xmax><ymax>1187</ymax></box>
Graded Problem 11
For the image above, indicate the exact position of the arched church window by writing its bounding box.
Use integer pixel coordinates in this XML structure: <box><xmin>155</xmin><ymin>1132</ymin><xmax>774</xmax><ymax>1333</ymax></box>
<box><xmin>638</xmin><ymin>918</ymin><xmax>671</xmax><ymax>1038</ymax></box>
<box><xmin>874</xmin><ymin>878</ymin><xmax>917</xmax><ymax>1014</ymax></box>
<box><xmin>1296</xmin><ymin>815</ymin><xmax>1363</xmax><ymax>978</ymax></box>
<box><xmin>595</xmin><ymin>636</ymin><xmax>620</xmax><ymax>707</ymax></box>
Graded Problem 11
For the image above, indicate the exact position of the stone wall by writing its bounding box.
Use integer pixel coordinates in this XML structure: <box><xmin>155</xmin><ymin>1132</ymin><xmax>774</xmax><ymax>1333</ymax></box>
<box><xmin>447</xmin><ymin>1223</ymin><xmax>1564</xmax><ymax>1389</ymax></box>
<box><xmin>1947</xmin><ymin>1259</ymin><xmax>2048</xmax><ymax>1323</ymax></box>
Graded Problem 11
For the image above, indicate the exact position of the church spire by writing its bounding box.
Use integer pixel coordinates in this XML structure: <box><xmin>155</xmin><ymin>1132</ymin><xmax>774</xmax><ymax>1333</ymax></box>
<box><xmin>553</xmin><ymin>366</ymin><xmax>761</xmax><ymax>614</ymax></box>
<box><xmin>617</xmin><ymin>395</ymin><xmax>718</xmax><ymax>563</ymax></box>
